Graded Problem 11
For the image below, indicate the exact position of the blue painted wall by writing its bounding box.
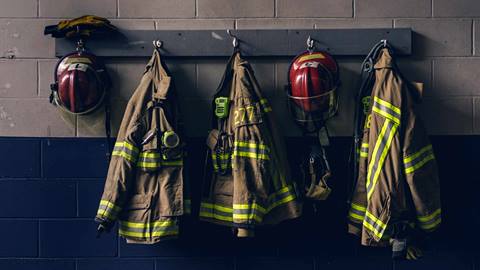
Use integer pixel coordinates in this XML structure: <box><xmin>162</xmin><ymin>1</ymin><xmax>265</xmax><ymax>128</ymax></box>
<box><xmin>0</xmin><ymin>136</ymin><xmax>478</xmax><ymax>269</ymax></box>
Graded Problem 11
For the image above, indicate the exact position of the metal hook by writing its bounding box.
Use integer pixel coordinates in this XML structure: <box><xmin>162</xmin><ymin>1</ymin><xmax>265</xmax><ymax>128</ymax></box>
<box><xmin>381</xmin><ymin>39</ymin><xmax>388</xmax><ymax>48</ymax></box>
<box><xmin>152</xmin><ymin>40</ymin><xmax>163</xmax><ymax>49</ymax></box>
<box><xmin>226</xmin><ymin>29</ymin><xmax>239</xmax><ymax>49</ymax></box>
<box><xmin>307</xmin><ymin>35</ymin><xmax>315</xmax><ymax>51</ymax></box>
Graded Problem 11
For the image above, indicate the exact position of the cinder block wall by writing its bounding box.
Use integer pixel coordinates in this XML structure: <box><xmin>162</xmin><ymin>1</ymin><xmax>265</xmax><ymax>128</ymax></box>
<box><xmin>0</xmin><ymin>1</ymin><xmax>479</xmax><ymax>270</ymax></box>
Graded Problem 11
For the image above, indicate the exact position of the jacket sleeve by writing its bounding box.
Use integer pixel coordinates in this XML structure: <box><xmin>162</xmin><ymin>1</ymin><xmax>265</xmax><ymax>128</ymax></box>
<box><xmin>95</xmin><ymin>103</ymin><xmax>145</xmax><ymax>228</ymax></box>
<box><xmin>402</xmin><ymin>83</ymin><xmax>441</xmax><ymax>232</ymax></box>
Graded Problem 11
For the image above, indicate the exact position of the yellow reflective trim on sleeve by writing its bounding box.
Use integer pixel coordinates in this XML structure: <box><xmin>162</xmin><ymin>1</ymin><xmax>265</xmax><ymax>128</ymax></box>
<box><xmin>362</xmin><ymin>221</ymin><xmax>383</xmax><ymax>239</ymax></box>
<box><xmin>99</xmin><ymin>200</ymin><xmax>121</xmax><ymax>212</ymax></box>
<box><xmin>365</xmin><ymin>211</ymin><xmax>387</xmax><ymax>230</ymax></box>
<box><xmin>348</xmin><ymin>212</ymin><xmax>364</xmax><ymax>222</ymax></box>
<box><xmin>360</xmin><ymin>152</ymin><xmax>368</xmax><ymax>158</ymax></box>
<box><xmin>419</xmin><ymin>218</ymin><xmax>441</xmax><ymax>231</ymax></box>
<box><xmin>404</xmin><ymin>145</ymin><xmax>433</xmax><ymax>163</ymax></box>
<box><xmin>373</xmin><ymin>96</ymin><xmax>401</xmax><ymax>115</ymax></box>
<box><xmin>112</xmin><ymin>151</ymin><xmax>136</xmax><ymax>162</ymax></box>
<box><xmin>405</xmin><ymin>154</ymin><xmax>435</xmax><ymax>174</ymax></box>
<box><xmin>114</xmin><ymin>141</ymin><xmax>139</xmax><ymax>153</ymax></box>
<box><xmin>351</xmin><ymin>202</ymin><xmax>366</xmax><ymax>212</ymax></box>
<box><xmin>417</xmin><ymin>208</ymin><xmax>441</xmax><ymax>222</ymax></box>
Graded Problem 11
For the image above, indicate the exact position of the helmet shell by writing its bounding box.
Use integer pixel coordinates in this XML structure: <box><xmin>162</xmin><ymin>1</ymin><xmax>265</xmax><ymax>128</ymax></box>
<box><xmin>287</xmin><ymin>51</ymin><xmax>339</xmax><ymax>132</ymax></box>
<box><xmin>288</xmin><ymin>51</ymin><xmax>339</xmax><ymax>112</ymax></box>
<box><xmin>53</xmin><ymin>52</ymin><xmax>107</xmax><ymax>114</ymax></box>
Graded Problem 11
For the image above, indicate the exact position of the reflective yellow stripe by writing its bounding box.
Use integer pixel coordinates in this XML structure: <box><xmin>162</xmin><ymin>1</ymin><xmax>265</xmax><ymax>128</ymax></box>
<box><xmin>199</xmin><ymin>211</ymin><xmax>233</xmax><ymax>222</ymax></box>
<box><xmin>137</xmin><ymin>160</ymin><xmax>183</xmax><ymax>168</ymax></box>
<box><xmin>267</xmin><ymin>194</ymin><xmax>295</xmax><ymax>211</ymax></box>
<box><xmin>212</xmin><ymin>153</ymin><xmax>231</xmax><ymax>159</ymax></box>
<box><xmin>372</xmin><ymin>106</ymin><xmax>400</xmax><ymax>125</ymax></box>
<box><xmin>201</xmin><ymin>202</ymin><xmax>233</xmax><ymax>213</ymax></box>
<box><xmin>233</xmin><ymin>213</ymin><xmax>263</xmax><ymax>223</ymax></box>
<box><xmin>365</xmin><ymin>211</ymin><xmax>387</xmax><ymax>230</ymax></box>
<box><xmin>233</xmin><ymin>141</ymin><xmax>269</xmax><ymax>150</ymax></box>
<box><xmin>363</xmin><ymin>221</ymin><xmax>383</xmax><ymax>238</ymax></box>
<box><xmin>120</xmin><ymin>220</ymin><xmax>175</xmax><ymax>228</ymax></box>
<box><xmin>367</xmin><ymin>119</ymin><xmax>398</xmax><ymax>200</ymax></box>
<box><xmin>112</xmin><ymin>151</ymin><xmax>136</xmax><ymax>162</ymax></box>
<box><xmin>404</xmin><ymin>145</ymin><xmax>433</xmax><ymax>163</ymax></box>
<box><xmin>417</xmin><ymin>208</ymin><xmax>441</xmax><ymax>222</ymax></box>
<box><xmin>405</xmin><ymin>154</ymin><xmax>434</xmax><ymax>174</ymax></box>
<box><xmin>119</xmin><ymin>230</ymin><xmax>178</xmax><ymax>238</ymax></box>
<box><xmin>374</xmin><ymin>96</ymin><xmax>401</xmax><ymax>115</ymax></box>
<box><xmin>99</xmin><ymin>200</ymin><xmax>121</xmax><ymax>212</ymax></box>
<box><xmin>349</xmin><ymin>211</ymin><xmax>364</xmax><ymax>222</ymax></box>
<box><xmin>419</xmin><ymin>218</ymin><xmax>441</xmax><ymax>230</ymax></box>
<box><xmin>351</xmin><ymin>203</ymin><xmax>366</xmax><ymax>212</ymax></box>
<box><xmin>363</xmin><ymin>211</ymin><xmax>387</xmax><ymax>239</ymax></box>
<box><xmin>232</xmin><ymin>150</ymin><xmax>270</xmax><ymax>160</ymax></box>
<box><xmin>114</xmin><ymin>141</ymin><xmax>139</xmax><ymax>152</ymax></box>
<box><xmin>139</xmin><ymin>152</ymin><xmax>161</xmax><ymax>158</ymax></box>
<box><xmin>233</xmin><ymin>203</ymin><xmax>267</xmax><ymax>213</ymax></box>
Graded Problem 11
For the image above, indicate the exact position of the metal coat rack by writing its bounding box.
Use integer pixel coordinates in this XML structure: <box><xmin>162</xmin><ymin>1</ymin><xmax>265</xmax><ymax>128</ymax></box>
<box><xmin>55</xmin><ymin>28</ymin><xmax>412</xmax><ymax>57</ymax></box>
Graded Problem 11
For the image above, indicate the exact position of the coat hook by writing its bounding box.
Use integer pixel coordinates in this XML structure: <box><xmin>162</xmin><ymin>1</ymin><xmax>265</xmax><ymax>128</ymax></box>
<box><xmin>153</xmin><ymin>40</ymin><xmax>163</xmax><ymax>49</ymax></box>
<box><xmin>226</xmin><ymin>29</ymin><xmax>239</xmax><ymax>49</ymax></box>
<box><xmin>381</xmin><ymin>39</ymin><xmax>388</xmax><ymax>48</ymax></box>
<box><xmin>307</xmin><ymin>35</ymin><xmax>315</xmax><ymax>51</ymax></box>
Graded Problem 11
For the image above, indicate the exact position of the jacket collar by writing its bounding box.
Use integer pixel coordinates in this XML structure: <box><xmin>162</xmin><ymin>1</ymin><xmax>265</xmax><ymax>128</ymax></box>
<box><xmin>374</xmin><ymin>48</ymin><xmax>394</xmax><ymax>69</ymax></box>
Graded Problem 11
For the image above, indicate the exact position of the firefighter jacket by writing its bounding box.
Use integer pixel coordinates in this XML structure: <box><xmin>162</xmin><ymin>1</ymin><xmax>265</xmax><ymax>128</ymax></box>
<box><xmin>348</xmin><ymin>49</ymin><xmax>441</xmax><ymax>246</ymax></box>
<box><xmin>200</xmin><ymin>52</ymin><xmax>302</xmax><ymax>237</ymax></box>
<box><xmin>95</xmin><ymin>50</ymin><xmax>189</xmax><ymax>244</ymax></box>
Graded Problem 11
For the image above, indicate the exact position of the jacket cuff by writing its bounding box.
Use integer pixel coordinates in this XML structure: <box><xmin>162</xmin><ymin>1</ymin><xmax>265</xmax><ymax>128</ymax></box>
<box><xmin>237</xmin><ymin>228</ymin><xmax>255</xmax><ymax>237</ymax></box>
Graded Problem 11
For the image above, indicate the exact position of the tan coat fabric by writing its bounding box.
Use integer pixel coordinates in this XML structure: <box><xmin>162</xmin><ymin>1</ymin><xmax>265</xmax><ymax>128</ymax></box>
<box><xmin>200</xmin><ymin>52</ymin><xmax>302</xmax><ymax>236</ymax></box>
<box><xmin>348</xmin><ymin>49</ymin><xmax>441</xmax><ymax>246</ymax></box>
<box><xmin>95</xmin><ymin>50</ymin><xmax>189</xmax><ymax>244</ymax></box>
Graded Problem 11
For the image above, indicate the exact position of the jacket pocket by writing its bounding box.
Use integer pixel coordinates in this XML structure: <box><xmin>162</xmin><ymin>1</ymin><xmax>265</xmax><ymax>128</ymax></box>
<box><xmin>121</xmin><ymin>194</ymin><xmax>152</xmax><ymax>222</ymax></box>
<box><xmin>125</xmin><ymin>194</ymin><xmax>151</xmax><ymax>210</ymax></box>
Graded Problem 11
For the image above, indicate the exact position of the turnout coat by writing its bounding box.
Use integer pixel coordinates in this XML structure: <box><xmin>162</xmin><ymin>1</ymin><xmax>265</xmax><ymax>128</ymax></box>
<box><xmin>200</xmin><ymin>52</ymin><xmax>302</xmax><ymax>237</ymax></box>
<box><xmin>348</xmin><ymin>49</ymin><xmax>441</xmax><ymax>246</ymax></box>
<box><xmin>95</xmin><ymin>50</ymin><xmax>189</xmax><ymax>244</ymax></box>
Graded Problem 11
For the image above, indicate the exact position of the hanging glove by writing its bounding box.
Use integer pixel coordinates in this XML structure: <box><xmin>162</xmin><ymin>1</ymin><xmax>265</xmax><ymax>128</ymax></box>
<box><xmin>44</xmin><ymin>15</ymin><xmax>117</xmax><ymax>39</ymax></box>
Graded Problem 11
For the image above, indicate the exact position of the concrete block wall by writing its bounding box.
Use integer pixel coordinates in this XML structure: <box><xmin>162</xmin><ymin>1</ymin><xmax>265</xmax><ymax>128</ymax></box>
<box><xmin>0</xmin><ymin>0</ymin><xmax>480</xmax><ymax>137</ymax></box>
<box><xmin>1</xmin><ymin>1</ymin><xmax>480</xmax><ymax>269</ymax></box>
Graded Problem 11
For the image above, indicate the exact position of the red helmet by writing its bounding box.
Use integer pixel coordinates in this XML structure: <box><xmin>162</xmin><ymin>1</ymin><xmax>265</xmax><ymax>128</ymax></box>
<box><xmin>287</xmin><ymin>51</ymin><xmax>339</xmax><ymax>132</ymax></box>
<box><xmin>51</xmin><ymin>51</ymin><xmax>109</xmax><ymax>114</ymax></box>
